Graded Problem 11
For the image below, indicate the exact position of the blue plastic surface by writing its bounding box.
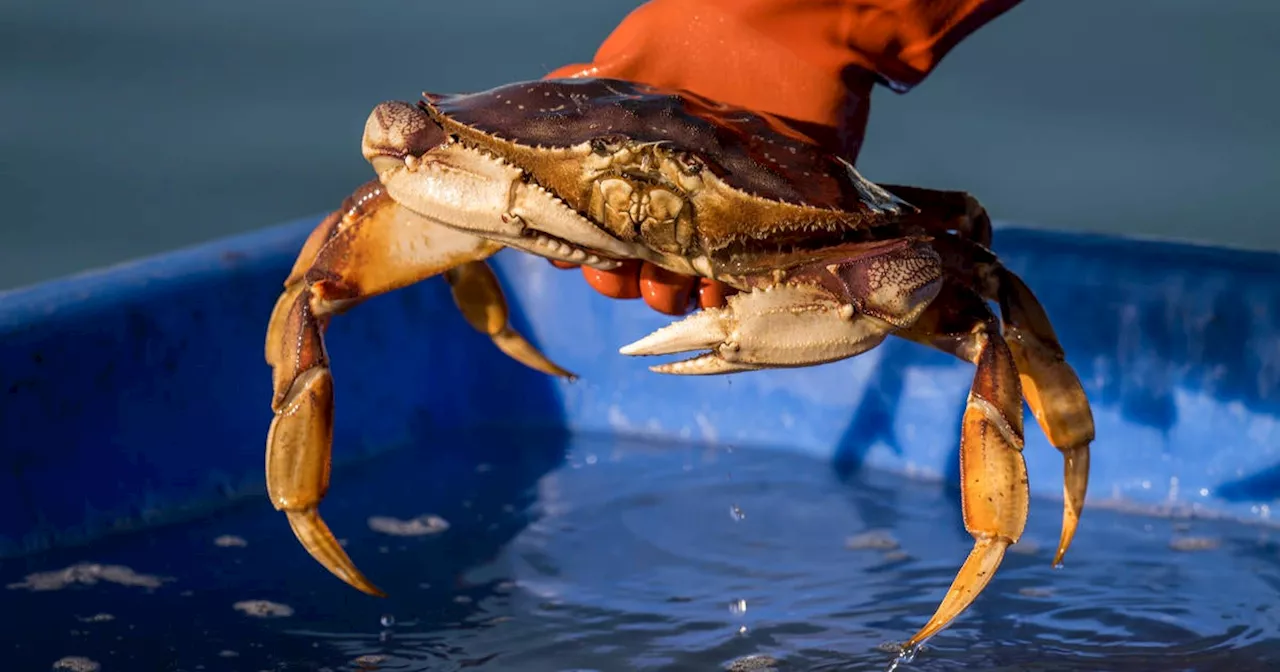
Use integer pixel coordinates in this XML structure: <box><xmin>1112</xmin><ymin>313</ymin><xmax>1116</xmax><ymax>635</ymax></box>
<box><xmin>1</xmin><ymin>216</ymin><xmax>1278</xmax><ymax>558</ymax></box>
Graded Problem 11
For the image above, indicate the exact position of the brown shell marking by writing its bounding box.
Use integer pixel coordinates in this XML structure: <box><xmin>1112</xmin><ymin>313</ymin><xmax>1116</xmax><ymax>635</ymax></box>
<box><xmin>421</xmin><ymin>78</ymin><xmax>903</xmax><ymax>215</ymax></box>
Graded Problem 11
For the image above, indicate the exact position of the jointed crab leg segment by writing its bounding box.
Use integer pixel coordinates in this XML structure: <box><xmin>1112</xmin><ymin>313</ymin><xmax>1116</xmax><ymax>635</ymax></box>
<box><xmin>880</xmin><ymin>184</ymin><xmax>993</xmax><ymax>248</ymax></box>
<box><xmin>266</xmin><ymin>182</ymin><xmax>505</xmax><ymax>596</ymax></box>
<box><xmin>897</xmin><ymin>282</ymin><xmax>1029</xmax><ymax>650</ymax></box>
<box><xmin>928</xmin><ymin>222</ymin><xmax>1094</xmax><ymax>570</ymax></box>
<box><xmin>992</xmin><ymin>266</ymin><xmax>1093</xmax><ymax>566</ymax></box>
<box><xmin>444</xmin><ymin>260</ymin><xmax>575</xmax><ymax>378</ymax></box>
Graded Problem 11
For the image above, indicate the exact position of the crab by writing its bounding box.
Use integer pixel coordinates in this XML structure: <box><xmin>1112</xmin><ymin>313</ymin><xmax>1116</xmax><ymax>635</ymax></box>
<box><xmin>264</xmin><ymin>78</ymin><xmax>1095</xmax><ymax>651</ymax></box>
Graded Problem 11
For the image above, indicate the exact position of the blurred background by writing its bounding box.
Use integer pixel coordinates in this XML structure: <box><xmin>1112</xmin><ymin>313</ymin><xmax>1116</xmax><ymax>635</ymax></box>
<box><xmin>2</xmin><ymin>0</ymin><xmax>1276</xmax><ymax>291</ymax></box>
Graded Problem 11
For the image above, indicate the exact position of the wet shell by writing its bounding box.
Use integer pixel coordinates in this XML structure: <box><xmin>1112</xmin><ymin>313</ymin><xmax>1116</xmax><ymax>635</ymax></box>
<box><xmin>421</xmin><ymin>78</ymin><xmax>905</xmax><ymax>216</ymax></box>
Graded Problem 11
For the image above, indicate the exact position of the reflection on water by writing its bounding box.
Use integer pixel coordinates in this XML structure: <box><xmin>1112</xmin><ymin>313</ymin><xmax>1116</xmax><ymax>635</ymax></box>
<box><xmin>3</xmin><ymin>432</ymin><xmax>1279</xmax><ymax>670</ymax></box>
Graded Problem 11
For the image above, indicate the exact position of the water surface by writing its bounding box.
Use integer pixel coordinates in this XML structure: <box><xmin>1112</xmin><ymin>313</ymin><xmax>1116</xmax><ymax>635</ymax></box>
<box><xmin>3</xmin><ymin>432</ymin><xmax>1279</xmax><ymax>670</ymax></box>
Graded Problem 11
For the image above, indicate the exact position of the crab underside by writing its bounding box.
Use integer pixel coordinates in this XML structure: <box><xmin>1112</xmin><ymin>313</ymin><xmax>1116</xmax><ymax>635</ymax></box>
<box><xmin>263</xmin><ymin>78</ymin><xmax>1095</xmax><ymax>656</ymax></box>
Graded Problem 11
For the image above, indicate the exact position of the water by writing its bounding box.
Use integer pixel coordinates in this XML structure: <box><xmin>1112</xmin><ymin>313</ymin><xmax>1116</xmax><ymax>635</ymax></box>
<box><xmin>3</xmin><ymin>431</ymin><xmax>1280</xmax><ymax>671</ymax></box>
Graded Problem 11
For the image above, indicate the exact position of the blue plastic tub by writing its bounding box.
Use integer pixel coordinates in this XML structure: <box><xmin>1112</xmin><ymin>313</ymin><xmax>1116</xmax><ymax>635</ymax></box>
<box><xmin>2</xmin><ymin>217</ymin><xmax>1279</xmax><ymax>670</ymax></box>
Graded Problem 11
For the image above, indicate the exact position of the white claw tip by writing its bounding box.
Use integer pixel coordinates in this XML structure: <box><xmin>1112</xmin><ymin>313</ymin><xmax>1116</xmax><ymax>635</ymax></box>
<box><xmin>619</xmin><ymin>310</ymin><xmax>728</xmax><ymax>357</ymax></box>
<box><xmin>618</xmin><ymin>340</ymin><xmax>648</xmax><ymax>356</ymax></box>
<box><xmin>650</xmin><ymin>355</ymin><xmax>761</xmax><ymax>376</ymax></box>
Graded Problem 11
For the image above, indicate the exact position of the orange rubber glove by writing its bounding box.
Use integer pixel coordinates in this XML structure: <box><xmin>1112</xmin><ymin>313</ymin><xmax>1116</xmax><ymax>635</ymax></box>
<box><xmin>544</xmin><ymin>0</ymin><xmax>1022</xmax><ymax>315</ymax></box>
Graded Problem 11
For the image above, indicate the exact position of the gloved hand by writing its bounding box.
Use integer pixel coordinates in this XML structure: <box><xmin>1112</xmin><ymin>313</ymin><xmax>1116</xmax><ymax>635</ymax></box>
<box><xmin>544</xmin><ymin>0</ymin><xmax>1021</xmax><ymax>316</ymax></box>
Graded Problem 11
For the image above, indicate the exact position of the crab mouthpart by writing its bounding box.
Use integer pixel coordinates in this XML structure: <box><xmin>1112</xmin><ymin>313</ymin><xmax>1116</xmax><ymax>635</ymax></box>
<box><xmin>365</xmin><ymin>109</ymin><xmax>640</xmax><ymax>267</ymax></box>
<box><xmin>361</xmin><ymin>101</ymin><xmax>447</xmax><ymax>167</ymax></box>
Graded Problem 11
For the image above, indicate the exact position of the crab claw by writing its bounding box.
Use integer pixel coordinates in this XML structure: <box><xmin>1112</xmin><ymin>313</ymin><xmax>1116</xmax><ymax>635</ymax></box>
<box><xmin>621</xmin><ymin>238</ymin><xmax>945</xmax><ymax>374</ymax></box>
<box><xmin>620</xmin><ymin>283</ymin><xmax>896</xmax><ymax>374</ymax></box>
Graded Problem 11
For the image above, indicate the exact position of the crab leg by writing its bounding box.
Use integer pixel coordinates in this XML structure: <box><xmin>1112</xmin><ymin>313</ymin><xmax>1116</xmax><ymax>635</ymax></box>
<box><xmin>266</xmin><ymin>181</ymin><xmax>567</xmax><ymax>596</ymax></box>
<box><xmin>888</xmin><ymin>282</ymin><xmax>1029</xmax><ymax>650</ymax></box>
<box><xmin>918</xmin><ymin>217</ymin><xmax>1094</xmax><ymax>571</ymax></box>
<box><xmin>444</xmin><ymin>260</ymin><xmax>575</xmax><ymax>378</ymax></box>
<box><xmin>990</xmin><ymin>266</ymin><xmax>1093</xmax><ymax>567</ymax></box>
<box><xmin>880</xmin><ymin>184</ymin><xmax>993</xmax><ymax>247</ymax></box>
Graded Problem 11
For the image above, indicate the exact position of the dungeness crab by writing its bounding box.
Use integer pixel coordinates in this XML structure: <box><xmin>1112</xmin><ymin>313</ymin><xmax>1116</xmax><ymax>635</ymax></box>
<box><xmin>265</xmin><ymin>78</ymin><xmax>1095</xmax><ymax>650</ymax></box>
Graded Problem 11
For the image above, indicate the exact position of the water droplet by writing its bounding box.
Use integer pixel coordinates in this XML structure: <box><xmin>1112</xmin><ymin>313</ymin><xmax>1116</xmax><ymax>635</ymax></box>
<box><xmin>730</xmin><ymin>504</ymin><xmax>746</xmax><ymax>521</ymax></box>
<box><xmin>885</xmin><ymin>643</ymin><xmax>920</xmax><ymax>671</ymax></box>
<box><xmin>379</xmin><ymin>614</ymin><xmax>395</xmax><ymax>627</ymax></box>
<box><xmin>729</xmin><ymin>598</ymin><xmax>747</xmax><ymax>614</ymax></box>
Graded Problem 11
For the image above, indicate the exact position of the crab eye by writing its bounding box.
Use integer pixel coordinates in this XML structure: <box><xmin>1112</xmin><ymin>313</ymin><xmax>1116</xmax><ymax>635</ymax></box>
<box><xmin>675</xmin><ymin>151</ymin><xmax>704</xmax><ymax>175</ymax></box>
<box><xmin>590</xmin><ymin>134</ymin><xmax>628</xmax><ymax>156</ymax></box>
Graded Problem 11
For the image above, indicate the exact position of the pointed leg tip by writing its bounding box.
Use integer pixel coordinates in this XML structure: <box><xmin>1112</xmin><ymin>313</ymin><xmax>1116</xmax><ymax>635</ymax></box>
<box><xmin>904</xmin><ymin>536</ymin><xmax>1011</xmax><ymax>650</ymax></box>
<box><xmin>1052</xmin><ymin>535</ymin><xmax>1074</xmax><ymax>569</ymax></box>
<box><xmin>339</xmin><ymin>567</ymin><xmax>388</xmax><ymax>598</ymax></box>
<box><xmin>490</xmin><ymin>328</ymin><xmax>575</xmax><ymax>379</ymax></box>
<box><xmin>357</xmin><ymin>581</ymin><xmax>389</xmax><ymax>599</ymax></box>
<box><xmin>1055</xmin><ymin>441</ymin><xmax>1088</xmax><ymax>570</ymax></box>
<box><xmin>540</xmin><ymin>364</ymin><xmax>577</xmax><ymax>379</ymax></box>
<box><xmin>286</xmin><ymin>509</ymin><xmax>386</xmax><ymax>598</ymax></box>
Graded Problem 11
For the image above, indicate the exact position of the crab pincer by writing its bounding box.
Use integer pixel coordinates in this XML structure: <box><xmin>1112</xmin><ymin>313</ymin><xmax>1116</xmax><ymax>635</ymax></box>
<box><xmin>620</xmin><ymin>238</ymin><xmax>944</xmax><ymax>373</ymax></box>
